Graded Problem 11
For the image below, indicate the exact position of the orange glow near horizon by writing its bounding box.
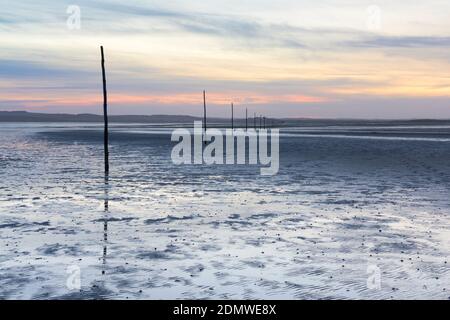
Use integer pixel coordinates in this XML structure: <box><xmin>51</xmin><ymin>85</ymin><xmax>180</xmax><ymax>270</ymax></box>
<box><xmin>0</xmin><ymin>92</ymin><xmax>329</xmax><ymax>108</ymax></box>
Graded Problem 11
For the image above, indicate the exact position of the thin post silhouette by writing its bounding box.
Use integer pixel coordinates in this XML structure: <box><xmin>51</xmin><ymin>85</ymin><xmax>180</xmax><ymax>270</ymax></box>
<box><xmin>263</xmin><ymin>117</ymin><xmax>266</xmax><ymax>129</ymax></box>
<box><xmin>231</xmin><ymin>103</ymin><xmax>234</xmax><ymax>130</ymax></box>
<box><xmin>259</xmin><ymin>115</ymin><xmax>262</xmax><ymax>130</ymax></box>
<box><xmin>100</xmin><ymin>46</ymin><xmax>109</xmax><ymax>174</ymax></box>
<box><xmin>254</xmin><ymin>112</ymin><xmax>257</xmax><ymax>130</ymax></box>
<box><xmin>245</xmin><ymin>108</ymin><xmax>248</xmax><ymax>131</ymax></box>
<box><xmin>203</xmin><ymin>90</ymin><xmax>207</xmax><ymax>144</ymax></box>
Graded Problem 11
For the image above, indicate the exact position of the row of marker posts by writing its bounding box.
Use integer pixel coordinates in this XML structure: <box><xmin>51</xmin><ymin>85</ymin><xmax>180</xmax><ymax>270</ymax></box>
<box><xmin>202</xmin><ymin>91</ymin><xmax>270</xmax><ymax>144</ymax></box>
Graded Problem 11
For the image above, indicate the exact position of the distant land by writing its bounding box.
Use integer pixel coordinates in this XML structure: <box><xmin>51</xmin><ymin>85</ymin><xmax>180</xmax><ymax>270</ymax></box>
<box><xmin>0</xmin><ymin>111</ymin><xmax>203</xmax><ymax>123</ymax></box>
<box><xmin>1</xmin><ymin>111</ymin><xmax>450</xmax><ymax>127</ymax></box>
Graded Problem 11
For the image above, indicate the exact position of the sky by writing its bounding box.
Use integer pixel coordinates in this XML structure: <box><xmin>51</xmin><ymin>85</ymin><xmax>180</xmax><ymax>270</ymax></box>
<box><xmin>1</xmin><ymin>0</ymin><xmax>450</xmax><ymax>118</ymax></box>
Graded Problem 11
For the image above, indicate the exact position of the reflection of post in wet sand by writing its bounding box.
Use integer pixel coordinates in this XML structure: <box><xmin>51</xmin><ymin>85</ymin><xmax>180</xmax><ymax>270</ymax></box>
<box><xmin>102</xmin><ymin>174</ymin><xmax>109</xmax><ymax>275</ymax></box>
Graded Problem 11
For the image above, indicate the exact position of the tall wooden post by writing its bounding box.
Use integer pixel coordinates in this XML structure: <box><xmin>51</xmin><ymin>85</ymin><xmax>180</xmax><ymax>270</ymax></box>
<box><xmin>101</xmin><ymin>46</ymin><xmax>109</xmax><ymax>174</ymax></box>
<box><xmin>203</xmin><ymin>90</ymin><xmax>207</xmax><ymax>144</ymax></box>
<box><xmin>231</xmin><ymin>103</ymin><xmax>234</xmax><ymax>130</ymax></box>
<box><xmin>245</xmin><ymin>108</ymin><xmax>248</xmax><ymax>131</ymax></box>
<box><xmin>100</xmin><ymin>46</ymin><xmax>109</xmax><ymax>275</ymax></box>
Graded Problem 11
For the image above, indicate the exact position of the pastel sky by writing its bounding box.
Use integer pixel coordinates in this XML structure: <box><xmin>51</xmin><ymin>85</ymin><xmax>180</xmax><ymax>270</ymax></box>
<box><xmin>1</xmin><ymin>0</ymin><xmax>450</xmax><ymax>118</ymax></box>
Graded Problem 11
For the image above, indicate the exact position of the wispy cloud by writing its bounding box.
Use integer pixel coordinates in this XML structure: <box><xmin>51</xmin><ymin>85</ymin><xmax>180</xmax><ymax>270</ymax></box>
<box><xmin>0</xmin><ymin>59</ymin><xmax>95</xmax><ymax>78</ymax></box>
<box><xmin>346</xmin><ymin>35</ymin><xmax>450</xmax><ymax>48</ymax></box>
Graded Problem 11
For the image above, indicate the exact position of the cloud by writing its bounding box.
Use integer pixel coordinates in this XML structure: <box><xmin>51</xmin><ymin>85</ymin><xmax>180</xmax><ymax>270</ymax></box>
<box><xmin>346</xmin><ymin>36</ymin><xmax>450</xmax><ymax>48</ymax></box>
<box><xmin>85</xmin><ymin>0</ymin><xmax>183</xmax><ymax>18</ymax></box>
<box><xmin>0</xmin><ymin>59</ymin><xmax>95</xmax><ymax>79</ymax></box>
<box><xmin>23</xmin><ymin>1</ymin><xmax>313</xmax><ymax>49</ymax></box>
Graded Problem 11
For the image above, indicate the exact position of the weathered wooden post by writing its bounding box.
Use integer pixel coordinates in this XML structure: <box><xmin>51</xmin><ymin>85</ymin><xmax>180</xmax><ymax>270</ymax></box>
<box><xmin>245</xmin><ymin>108</ymin><xmax>248</xmax><ymax>131</ymax></box>
<box><xmin>101</xmin><ymin>46</ymin><xmax>109</xmax><ymax>274</ymax></box>
<box><xmin>100</xmin><ymin>46</ymin><xmax>109</xmax><ymax>174</ymax></box>
<box><xmin>231</xmin><ymin>103</ymin><xmax>234</xmax><ymax>130</ymax></box>
<box><xmin>203</xmin><ymin>90</ymin><xmax>207</xmax><ymax>144</ymax></box>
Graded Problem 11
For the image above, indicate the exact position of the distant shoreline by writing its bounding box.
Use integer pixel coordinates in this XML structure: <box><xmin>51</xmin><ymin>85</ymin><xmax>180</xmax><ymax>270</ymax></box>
<box><xmin>1</xmin><ymin>111</ymin><xmax>450</xmax><ymax>126</ymax></box>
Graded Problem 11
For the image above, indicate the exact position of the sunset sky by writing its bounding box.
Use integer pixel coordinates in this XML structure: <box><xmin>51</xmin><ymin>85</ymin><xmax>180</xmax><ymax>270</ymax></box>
<box><xmin>1</xmin><ymin>0</ymin><xmax>450</xmax><ymax>118</ymax></box>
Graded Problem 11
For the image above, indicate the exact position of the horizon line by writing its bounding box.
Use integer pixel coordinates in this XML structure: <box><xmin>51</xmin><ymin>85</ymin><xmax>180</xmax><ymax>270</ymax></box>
<box><xmin>1</xmin><ymin>110</ymin><xmax>450</xmax><ymax>122</ymax></box>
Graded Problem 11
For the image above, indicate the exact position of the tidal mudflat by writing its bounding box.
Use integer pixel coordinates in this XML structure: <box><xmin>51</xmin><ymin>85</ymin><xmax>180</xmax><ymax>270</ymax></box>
<box><xmin>1</xmin><ymin>123</ymin><xmax>449</xmax><ymax>299</ymax></box>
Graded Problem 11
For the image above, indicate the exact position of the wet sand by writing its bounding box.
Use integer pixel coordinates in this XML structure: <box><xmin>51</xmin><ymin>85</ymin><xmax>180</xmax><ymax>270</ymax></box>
<box><xmin>0</xmin><ymin>123</ymin><xmax>449</xmax><ymax>299</ymax></box>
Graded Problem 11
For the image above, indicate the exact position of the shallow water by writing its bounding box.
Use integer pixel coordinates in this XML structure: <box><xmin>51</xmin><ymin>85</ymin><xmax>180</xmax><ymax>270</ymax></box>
<box><xmin>0</xmin><ymin>122</ymin><xmax>449</xmax><ymax>299</ymax></box>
